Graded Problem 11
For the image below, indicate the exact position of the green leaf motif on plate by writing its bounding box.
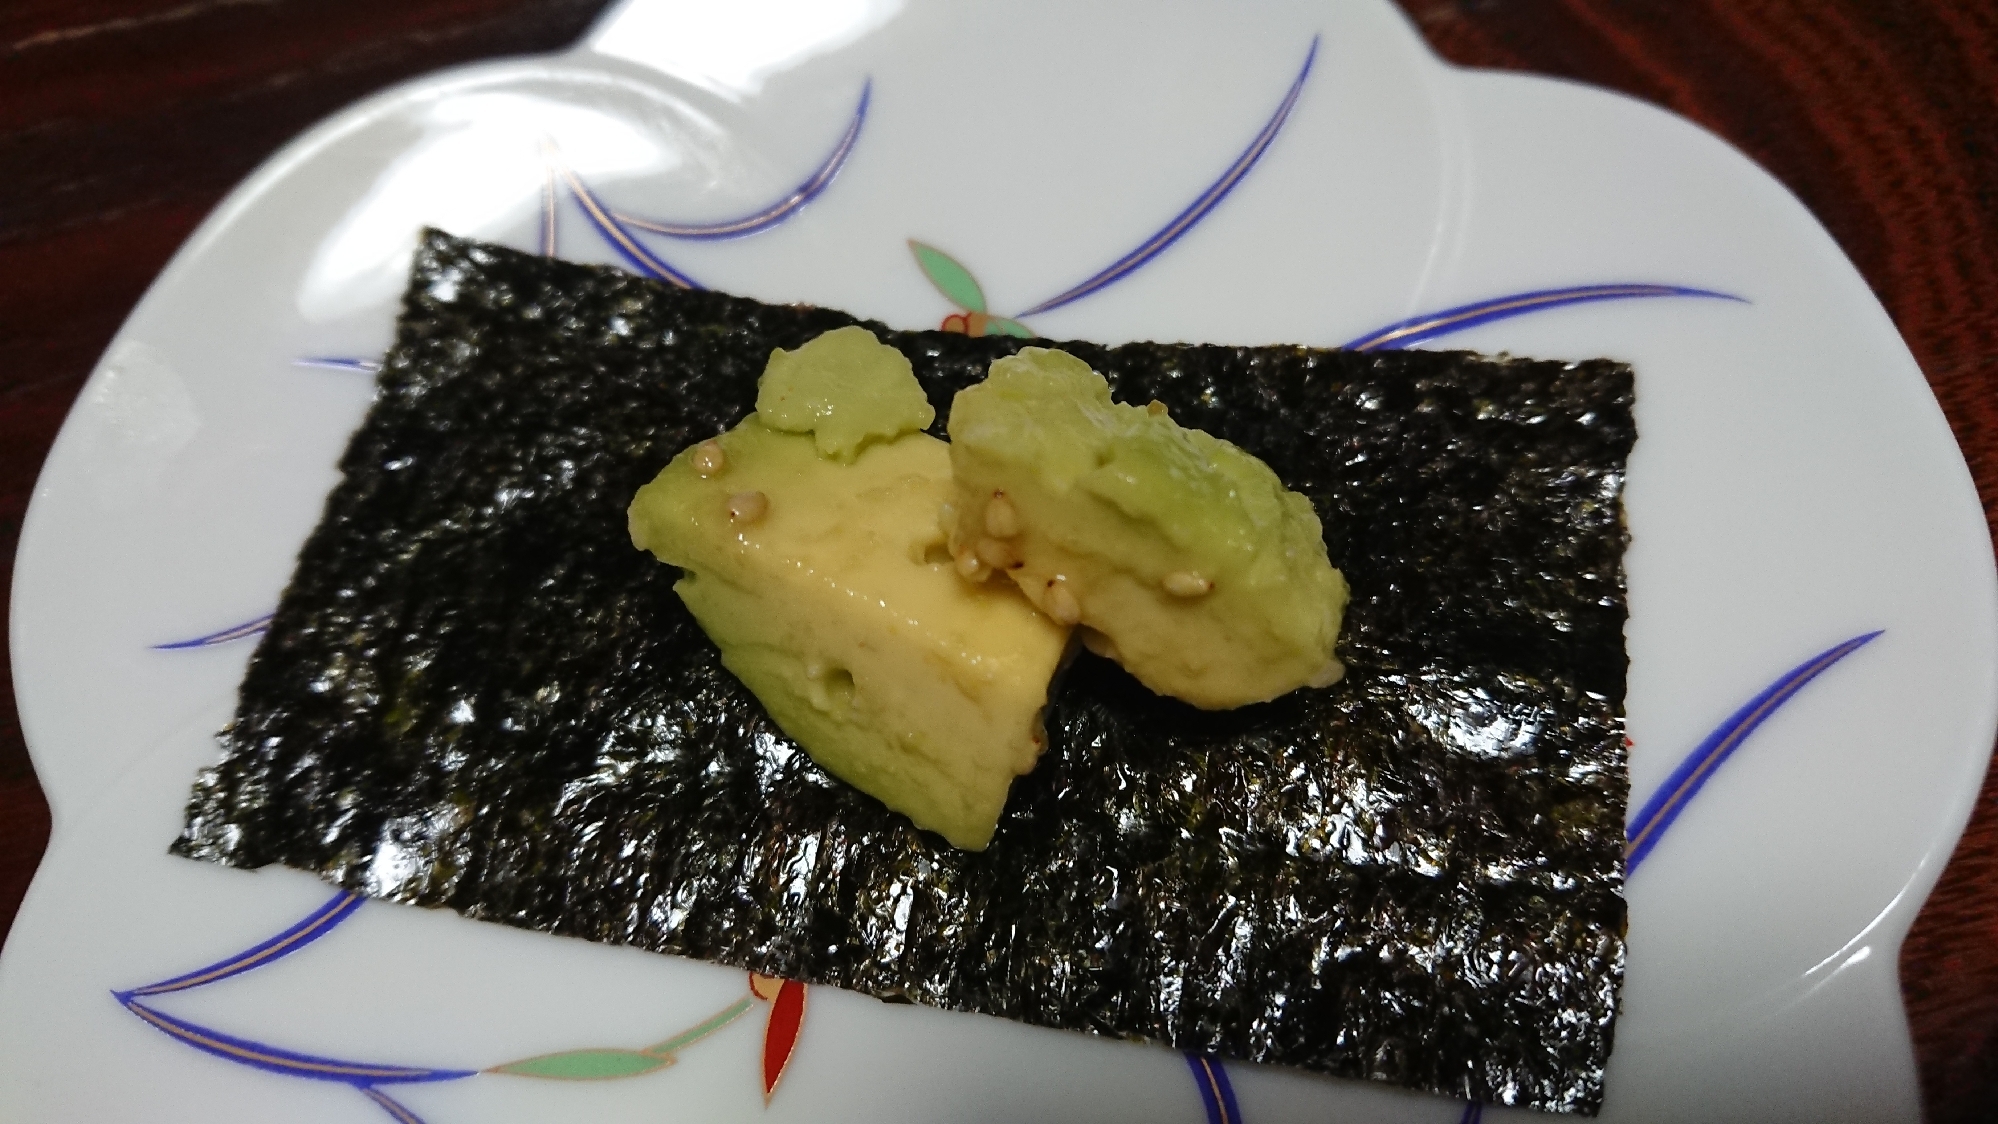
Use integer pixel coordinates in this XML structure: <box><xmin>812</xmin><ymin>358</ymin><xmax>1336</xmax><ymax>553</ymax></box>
<box><xmin>489</xmin><ymin>1048</ymin><xmax>675</xmax><ymax>1080</ymax></box>
<box><xmin>909</xmin><ymin>241</ymin><xmax>986</xmax><ymax>313</ymax></box>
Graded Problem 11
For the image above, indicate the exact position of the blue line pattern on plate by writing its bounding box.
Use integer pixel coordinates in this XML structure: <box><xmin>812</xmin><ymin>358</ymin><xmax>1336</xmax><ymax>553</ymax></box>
<box><xmin>113</xmin><ymin>892</ymin><xmax>467</xmax><ymax>1123</ymax></box>
<box><xmin>296</xmin><ymin>357</ymin><xmax>382</xmax><ymax>373</ymax></box>
<box><xmin>127</xmin><ymin>891</ymin><xmax>363</xmax><ymax>997</ymax></box>
<box><xmin>153</xmin><ymin>613</ymin><xmax>273</xmax><ymax>650</ymax></box>
<box><xmin>616</xmin><ymin>81</ymin><xmax>871</xmax><ymax>240</ymax></box>
<box><xmin>557</xmin><ymin>162</ymin><xmax>703</xmax><ymax>288</ymax></box>
<box><xmin>114</xmin><ymin>997</ymin><xmax>477</xmax><ymax>1087</ymax></box>
<box><xmin>1458</xmin><ymin>1100</ymin><xmax>1484</xmax><ymax>1124</ymax></box>
<box><xmin>1013</xmin><ymin>36</ymin><xmax>1319</xmax><ymax>319</ymax></box>
<box><xmin>1625</xmin><ymin>630</ymin><xmax>1884</xmax><ymax>874</ymax></box>
<box><xmin>1340</xmin><ymin>283</ymin><xmax>1747</xmax><ymax>351</ymax></box>
<box><xmin>361</xmin><ymin>1087</ymin><xmax>430</xmax><ymax>1124</ymax></box>
<box><xmin>1185</xmin><ymin>1054</ymin><xmax>1242</xmax><ymax>1124</ymax></box>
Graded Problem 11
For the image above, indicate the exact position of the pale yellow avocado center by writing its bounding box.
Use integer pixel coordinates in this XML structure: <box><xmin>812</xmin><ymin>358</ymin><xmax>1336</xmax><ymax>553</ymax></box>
<box><xmin>946</xmin><ymin>347</ymin><xmax>1348</xmax><ymax>710</ymax></box>
<box><xmin>628</xmin><ymin>329</ymin><xmax>1069</xmax><ymax>850</ymax></box>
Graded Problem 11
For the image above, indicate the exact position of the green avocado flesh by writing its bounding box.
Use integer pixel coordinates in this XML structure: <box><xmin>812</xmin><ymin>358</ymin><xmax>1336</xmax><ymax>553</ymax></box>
<box><xmin>947</xmin><ymin>347</ymin><xmax>1348</xmax><ymax>710</ymax></box>
<box><xmin>755</xmin><ymin>324</ymin><xmax>937</xmax><ymax>461</ymax></box>
<box><xmin>629</xmin><ymin>333</ymin><xmax>1068</xmax><ymax>850</ymax></box>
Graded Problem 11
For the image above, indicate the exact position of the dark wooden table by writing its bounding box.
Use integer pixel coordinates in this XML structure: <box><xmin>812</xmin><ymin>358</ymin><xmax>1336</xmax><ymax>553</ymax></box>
<box><xmin>3</xmin><ymin>1</ymin><xmax>1993</xmax><ymax>1118</ymax></box>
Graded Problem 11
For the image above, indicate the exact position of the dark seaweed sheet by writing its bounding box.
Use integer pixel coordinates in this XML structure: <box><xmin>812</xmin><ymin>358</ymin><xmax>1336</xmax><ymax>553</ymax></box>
<box><xmin>175</xmin><ymin>230</ymin><xmax>1632</xmax><ymax>1113</ymax></box>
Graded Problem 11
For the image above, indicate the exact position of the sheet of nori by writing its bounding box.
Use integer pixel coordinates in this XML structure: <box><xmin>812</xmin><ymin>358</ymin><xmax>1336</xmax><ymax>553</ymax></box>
<box><xmin>175</xmin><ymin>230</ymin><xmax>1632</xmax><ymax>1113</ymax></box>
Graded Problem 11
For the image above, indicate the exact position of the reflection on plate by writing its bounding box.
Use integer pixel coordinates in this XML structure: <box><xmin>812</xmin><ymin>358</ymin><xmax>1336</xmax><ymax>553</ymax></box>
<box><xmin>5</xmin><ymin>1</ymin><xmax>1993</xmax><ymax>1122</ymax></box>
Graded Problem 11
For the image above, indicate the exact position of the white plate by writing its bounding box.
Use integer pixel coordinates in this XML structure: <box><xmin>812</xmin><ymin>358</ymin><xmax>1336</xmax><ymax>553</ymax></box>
<box><xmin>6</xmin><ymin>2</ymin><xmax>1994</xmax><ymax>1121</ymax></box>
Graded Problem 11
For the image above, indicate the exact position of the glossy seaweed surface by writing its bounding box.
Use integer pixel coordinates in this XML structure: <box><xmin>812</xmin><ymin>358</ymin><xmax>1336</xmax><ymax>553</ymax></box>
<box><xmin>176</xmin><ymin>231</ymin><xmax>1633</xmax><ymax>1113</ymax></box>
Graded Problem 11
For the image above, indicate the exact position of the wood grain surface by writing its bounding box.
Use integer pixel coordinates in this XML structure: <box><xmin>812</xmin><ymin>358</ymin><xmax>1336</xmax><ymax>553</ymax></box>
<box><xmin>2</xmin><ymin>2</ymin><xmax>1993</xmax><ymax>1119</ymax></box>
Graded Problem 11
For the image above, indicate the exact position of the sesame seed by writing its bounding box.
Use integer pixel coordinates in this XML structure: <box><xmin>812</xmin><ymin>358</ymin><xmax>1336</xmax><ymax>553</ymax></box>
<box><xmin>1080</xmin><ymin>628</ymin><xmax>1119</xmax><ymax>660</ymax></box>
<box><xmin>955</xmin><ymin>547</ymin><xmax>990</xmax><ymax>582</ymax></box>
<box><xmin>726</xmin><ymin>490</ymin><xmax>768</xmax><ymax>524</ymax></box>
<box><xmin>1162</xmin><ymin>570</ymin><xmax>1212</xmax><ymax>597</ymax></box>
<box><xmin>1147</xmin><ymin>399</ymin><xmax>1168</xmax><ymax>417</ymax></box>
<box><xmin>692</xmin><ymin>440</ymin><xmax>726</xmax><ymax>477</ymax></box>
<box><xmin>1044</xmin><ymin>581</ymin><xmax>1081</xmax><ymax>625</ymax></box>
<box><xmin>975</xmin><ymin>536</ymin><xmax>1018</xmax><ymax>570</ymax></box>
<box><xmin>983</xmin><ymin>492</ymin><xmax>1020</xmax><ymax>538</ymax></box>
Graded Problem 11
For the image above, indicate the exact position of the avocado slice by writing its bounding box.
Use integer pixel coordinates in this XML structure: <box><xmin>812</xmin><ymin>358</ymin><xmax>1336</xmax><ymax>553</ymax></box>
<box><xmin>945</xmin><ymin>347</ymin><xmax>1347</xmax><ymax>710</ymax></box>
<box><xmin>628</xmin><ymin>329</ymin><xmax>1070</xmax><ymax>849</ymax></box>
